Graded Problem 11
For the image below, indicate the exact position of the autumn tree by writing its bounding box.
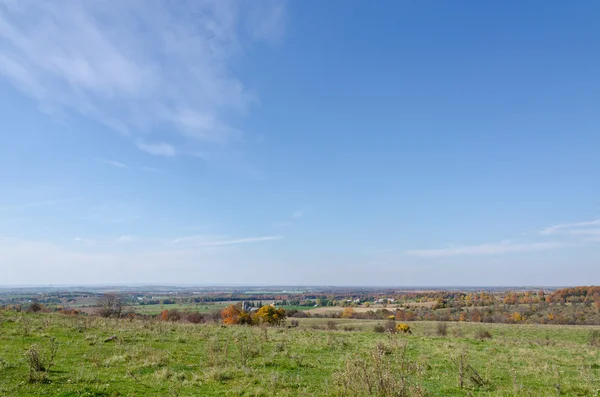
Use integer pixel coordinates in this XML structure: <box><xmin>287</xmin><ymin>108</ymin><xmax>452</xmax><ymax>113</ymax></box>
<box><xmin>341</xmin><ymin>307</ymin><xmax>354</xmax><ymax>319</ymax></box>
<box><xmin>255</xmin><ymin>306</ymin><xmax>286</xmax><ymax>326</ymax></box>
<box><xmin>221</xmin><ymin>304</ymin><xmax>242</xmax><ymax>325</ymax></box>
<box><xmin>239</xmin><ymin>310</ymin><xmax>255</xmax><ymax>325</ymax></box>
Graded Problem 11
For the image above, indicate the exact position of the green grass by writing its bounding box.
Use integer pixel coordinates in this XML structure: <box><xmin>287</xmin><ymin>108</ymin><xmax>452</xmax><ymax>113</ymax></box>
<box><xmin>1</xmin><ymin>311</ymin><xmax>599</xmax><ymax>396</ymax></box>
<box><xmin>277</xmin><ymin>305</ymin><xmax>312</xmax><ymax>312</ymax></box>
<box><xmin>133</xmin><ymin>302</ymin><xmax>230</xmax><ymax>315</ymax></box>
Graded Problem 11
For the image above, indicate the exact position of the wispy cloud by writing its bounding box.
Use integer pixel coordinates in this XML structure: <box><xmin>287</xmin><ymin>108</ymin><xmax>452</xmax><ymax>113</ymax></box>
<box><xmin>0</xmin><ymin>197</ymin><xmax>80</xmax><ymax>211</ymax></box>
<box><xmin>274</xmin><ymin>209</ymin><xmax>307</xmax><ymax>227</ymax></box>
<box><xmin>117</xmin><ymin>235</ymin><xmax>133</xmax><ymax>243</ymax></box>
<box><xmin>292</xmin><ymin>210</ymin><xmax>304</xmax><ymax>220</ymax></box>
<box><xmin>406</xmin><ymin>241</ymin><xmax>564</xmax><ymax>258</ymax></box>
<box><xmin>140</xmin><ymin>166</ymin><xmax>163</xmax><ymax>173</ymax></box>
<box><xmin>136</xmin><ymin>141</ymin><xmax>176</xmax><ymax>157</ymax></box>
<box><xmin>73</xmin><ymin>237</ymin><xmax>94</xmax><ymax>244</ymax></box>
<box><xmin>172</xmin><ymin>235</ymin><xmax>282</xmax><ymax>246</ymax></box>
<box><xmin>97</xmin><ymin>158</ymin><xmax>129</xmax><ymax>168</ymax></box>
<box><xmin>0</xmin><ymin>1</ymin><xmax>285</xmax><ymax>158</ymax></box>
<box><xmin>540</xmin><ymin>219</ymin><xmax>600</xmax><ymax>236</ymax></box>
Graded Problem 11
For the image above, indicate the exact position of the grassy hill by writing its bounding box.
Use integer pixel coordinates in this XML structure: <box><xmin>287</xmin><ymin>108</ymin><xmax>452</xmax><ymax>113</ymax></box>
<box><xmin>1</xmin><ymin>311</ymin><xmax>599</xmax><ymax>396</ymax></box>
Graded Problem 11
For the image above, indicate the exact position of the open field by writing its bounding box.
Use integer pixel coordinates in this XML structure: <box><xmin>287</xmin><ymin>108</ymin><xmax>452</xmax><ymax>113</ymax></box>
<box><xmin>133</xmin><ymin>302</ymin><xmax>233</xmax><ymax>315</ymax></box>
<box><xmin>131</xmin><ymin>301</ymin><xmax>289</xmax><ymax>315</ymax></box>
<box><xmin>305</xmin><ymin>302</ymin><xmax>436</xmax><ymax>315</ymax></box>
<box><xmin>1</xmin><ymin>311</ymin><xmax>599</xmax><ymax>396</ymax></box>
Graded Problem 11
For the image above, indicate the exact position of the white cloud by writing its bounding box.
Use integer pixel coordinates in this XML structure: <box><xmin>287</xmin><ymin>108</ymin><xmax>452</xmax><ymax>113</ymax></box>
<box><xmin>117</xmin><ymin>235</ymin><xmax>133</xmax><ymax>243</ymax></box>
<box><xmin>0</xmin><ymin>1</ymin><xmax>285</xmax><ymax>157</ymax></box>
<box><xmin>540</xmin><ymin>219</ymin><xmax>600</xmax><ymax>236</ymax></box>
<box><xmin>172</xmin><ymin>235</ymin><xmax>282</xmax><ymax>246</ymax></box>
<box><xmin>140</xmin><ymin>166</ymin><xmax>164</xmax><ymax>173</ymax></box>
<box><xmin>73</xmin><ymin>237</ymin><xmax>94</xmax><ymax>244</ymax></box>
<box><xmin>406</xmin><ymin>241</ymin><xmax>564</xmax><ymax>258</ymax></box>
<box><xmin>136</xmin><ymin>141</ymin><xmax>176</xmax><ymax>157</ymax></box>
<box><xmin>97</xmin><ymin>158</ymin><xmax>128</xmax><ymax>168</ymax></box>
<box><xmin>407</xmin><ymin>218</ymin><xmax>600</xmax><ymax>258</ymax></box>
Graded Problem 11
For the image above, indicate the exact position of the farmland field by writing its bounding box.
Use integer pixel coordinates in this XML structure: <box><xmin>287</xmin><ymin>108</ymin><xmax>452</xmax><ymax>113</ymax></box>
<box><xmin>1</xmin><ymin>311</ymin><xmax>599</xmax><ymax>396</ymax></box>
<box><xmin>133</xmin><ymin>302</ymin><xmax>234</xmax><ymax>315</ymax></box>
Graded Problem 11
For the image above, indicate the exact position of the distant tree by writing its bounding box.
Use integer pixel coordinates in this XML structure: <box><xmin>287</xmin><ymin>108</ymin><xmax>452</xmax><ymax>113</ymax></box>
<box><xmin>160</xmin><ymin>309</ymin><xmax>181</xmax><ymax>322</ymax></box>
<box><xmin>593</xmin><ymin>294</ymin><xmax>600</xmax><ymax>312</ymax></box>
<box><xmin>221</xmin><ymin>304</ymin><xmax>242</xmax><ymax>325</ymax></box>
<box><xmin>341</xmin><ymin>307</ymin><xmax>354</xmax><ymax>319</ymax></box>
<box><xmin>27</xmin><ymin>300</ymin><xmax>43</xmax><ymax>313</ymax></box>
<box><xmin>239</xmin><ymin>310</ymin><xmax>255</xmax><ymax>325</ymax></box>
<box><xmin>96</xmin><ymin>293</ymin><xmax>124</xmax><ymax>318</ymax></box>
<box><xmin>255</xmin><ymin>306</ymin><xmax>286</xmax><ymax>326</ymax></box>
<box><xmin>160</xmin><ymin>309</ymin><xmax>169</xmax><ymax>321</ymax></box>
<box><xmin>511</xmin><ymin>312</ymin><xmax>523</xmax><ymax>323</ymax></box>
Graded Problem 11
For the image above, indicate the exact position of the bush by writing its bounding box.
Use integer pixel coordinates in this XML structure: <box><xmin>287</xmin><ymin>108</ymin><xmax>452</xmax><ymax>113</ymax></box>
<box><xmin>474</xmin><ymin>329</ymin><xmax>492</xmax><ymax>340</ymax></box>
<box><xmin>334</xmin><ymin>341</ymin><xmax>426</xmax><ymax>396</ymax></box>
<box><xmin>27</xmin><ymin>301</ymin><xmax>43</xmax><ymax>313</ymax></box>
<box><xmin>436</xmin><ymin>322</ymin><xmax>448</xmax><ymax>336</ymax></box>
<box><xmin>327</xmin><ymin>320</ymin><xmax>337</xmax><ymax>330</ymax></box>
<box><xmin>290</xmin><ymin>310</ymin><xmax>308</xmax><ymax>318</ymax></box>
<box><xmin>452</xmin><ymin>351</ymin><xmax>487</xmax><ymax>389</ymax></box>
<box><xmin>384</xmin><ymin>320</ymin><xmax>397</xmax><ymax>333</ymax></box>
<box><xmin>185</xmin><ymin>312</ymin><xmax>204</xmax><ymax>324</ymax></box>
<box><xmin>590</xmin><ymin>330</ymin><xmax>600</xmax><ymax>347</ymax></box>
<box><xmin>160</xmin><ymin>309</ymin><xmax>181</xmax><ymax>322</ymax></box>
<box><xmin>289</xmin><ymin>319</ymin><xmax>299</xmax><ymax>327</ymax></box>
<box><xmin>373</xmin><ymin>324</ymin><xmax>385</xmax><ymax>333</ymax></box>
<box><xmin>24</xmin><ymin>337</ymin><xmax>58</xmax><ymax>383</ymax></box>
<box><xmin>396</xmin><ymin>323</ymin><xmax>411</xmax><ymax>334</ymax></box>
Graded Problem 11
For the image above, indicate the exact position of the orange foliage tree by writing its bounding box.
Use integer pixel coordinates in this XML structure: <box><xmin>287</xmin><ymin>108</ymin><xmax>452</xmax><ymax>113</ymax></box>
<box><xmin>221</xmin><ymin>304</ymin><xmax>242</xmax><ymax>325</ymax></box>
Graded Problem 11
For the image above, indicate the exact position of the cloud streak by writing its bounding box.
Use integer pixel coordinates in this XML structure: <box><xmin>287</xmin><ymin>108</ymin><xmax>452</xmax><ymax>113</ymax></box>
<box><xmin>172</xmin><ymin>235</ymin><xmax>282</xmax><ymax>246</ymax></box>
<box><xmin>540</xmin><ymin>219</ymin><xmax>600</xmax><ymax>236</ymax></box>
<box><xmin>0</xmin><ymin>197</ymin><xmax>80</xmax><ymax>211</ymax></box>
<box><xmin>97</xmin><ymin>158</ymin><xmax>129</xmax><ymax>168</ymax></box>
<box><xmin>0</xmin><ymin>1</ymin><xmax>285</xmax><ymax>157</ymax></box>
<box><xmin>406</xmin><ymin>241</ymin><xmax>565</xmax><ymax>258</ymax></box>
<box><xmin>136</xmin><ymin>141</ymin><xmax>176</xmax><ymax>157</ymax></box>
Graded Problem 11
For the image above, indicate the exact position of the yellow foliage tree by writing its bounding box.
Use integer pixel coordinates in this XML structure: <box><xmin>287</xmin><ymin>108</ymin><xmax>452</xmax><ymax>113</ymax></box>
<box><xmin>341</xmin><ymin>307</ymin><xmax>354</xmax><ymax>319</ymax></box>
<box><xmin>512</xmin><ymin>312</ymin><xmax>523</xmax><ymax>322</ymax></box>
<box><xmin>255</xmin><ymin>306</ymin><xmax>286</xmax><ymax>326</ymax></box>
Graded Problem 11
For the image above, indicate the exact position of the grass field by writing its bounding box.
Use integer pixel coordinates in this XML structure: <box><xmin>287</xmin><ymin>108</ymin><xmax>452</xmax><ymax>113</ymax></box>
<box><xmin>1</xmin><ymin>311</ymin><xmax>599</xmax><ymax>396</ymax></box>
<box><xmin>133</xmin><ymin>302</ymin><xmax>231</xmax><ymax>315</ymax></box>
<box><xmin>132</xmin><ymin>301</ymin><xmax>289</xmax><ymax>315</ymax></box>
<box><xmin>304</xmin><ymin>302</ymin><xmax>436</xmax><ymax>315</ymax></box>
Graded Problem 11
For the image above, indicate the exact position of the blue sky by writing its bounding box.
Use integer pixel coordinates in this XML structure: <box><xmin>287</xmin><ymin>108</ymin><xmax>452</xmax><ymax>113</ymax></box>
<box><xmin>1</xmin><ymin>1</ymin><xmax>599</xmax><ymax>286</ymax></box>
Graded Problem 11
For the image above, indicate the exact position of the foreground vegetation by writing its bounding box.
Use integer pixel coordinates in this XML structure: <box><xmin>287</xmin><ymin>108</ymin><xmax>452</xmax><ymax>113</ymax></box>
<box><xmin>1</xmin><ymin>310</ymin><xmax>599</xmax><ymax>396</ymax></box>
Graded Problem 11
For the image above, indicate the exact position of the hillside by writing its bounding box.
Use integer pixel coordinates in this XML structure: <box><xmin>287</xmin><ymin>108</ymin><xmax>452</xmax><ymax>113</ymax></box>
<box><xmin>1</xmin><ymin>311</ymin><xmax>599</xmax><ymax>396</ymax></box>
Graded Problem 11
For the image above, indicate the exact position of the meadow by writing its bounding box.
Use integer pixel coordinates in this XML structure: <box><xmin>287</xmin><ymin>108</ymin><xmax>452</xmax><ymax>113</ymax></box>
<box><xmin>1</xmin><ymin>311</ymin><xmax>599</xmax><ymax>396</ymax></box>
